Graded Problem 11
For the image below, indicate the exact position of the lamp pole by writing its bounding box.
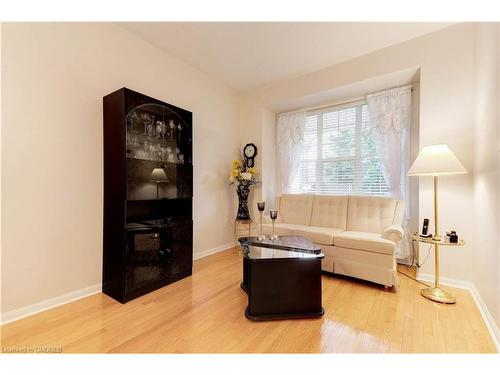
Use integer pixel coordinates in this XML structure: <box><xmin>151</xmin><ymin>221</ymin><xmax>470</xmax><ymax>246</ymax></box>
<box><xmin>434</xmin><ymin>176</ymin><xmax>440</xmax><ymax>289</ymax></box>
<box><xmin>420</xmin><ymin>175</ymin><xmax>456</xmax><ymax>303</ymax></box>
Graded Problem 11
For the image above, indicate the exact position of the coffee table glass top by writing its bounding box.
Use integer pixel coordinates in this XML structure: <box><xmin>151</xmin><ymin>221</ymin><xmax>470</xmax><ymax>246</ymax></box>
<box><xmin>241</xmin><ymin>245</ymin><xmax>324</xmax><ymax>260</ymax></box>
<box><xmin>239</xmin><ymin>236</ymin><xmax>321</xmax><ymax>254</ymax></box>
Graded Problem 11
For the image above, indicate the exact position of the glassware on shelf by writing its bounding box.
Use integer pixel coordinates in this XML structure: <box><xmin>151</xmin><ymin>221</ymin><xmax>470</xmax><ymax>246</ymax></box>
<box><xmin>129</xmin><ymin>111</ymin><xmax>141</xmax><ymax>135</ymax></box>
<box><xmin>161</xmin><ymin>121</ymin><xmax>167</xmax><ymax>139</ymax></box>
<box><xmin>269</xmin><ymin>210</ymin><xmax>278</xmax><ymax>240</ymax></box>
<box><xmin>257</xmin><ymin>202</ymin><xmax>266</xmax><ymax>241</ymax></box>
<box><xmin>156</xmin><ymin>121</ymin><xmax>164</xmax><ymax>139</ymax></box>
<box><xmin>169</xmin><ymin>120</ymin><xmax>175</xmax><ymax>140</ymax></box>
<box><xmin>160</xmin><ymin>145</ymin><xmax>167</xmax><ymax>161</ymax></box>
<box><xmin>124</xmin><ymin>109</ymin><xmax>192</xmax><ymax>164</ymax></box>
<box><xmin>168</xmin><ymin>152</ymin><xmax>175</xmax><ymax>163</ymax></box>
<box><xmin>146</xmin><ymin>123</ymin><xmax>154</xmax><ymax>137</ymax></box>
<box><xmin>141</xmin><ymin>113</ymin><xmax>151</xmax><ymax>135</ymax></box>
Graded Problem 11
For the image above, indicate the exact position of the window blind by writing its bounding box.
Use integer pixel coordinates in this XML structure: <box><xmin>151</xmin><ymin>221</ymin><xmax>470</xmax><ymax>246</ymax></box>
<box><xmin>289</xmin><ymin>102</ymin><xmax>389</xmax><ymax>196</ymax></box>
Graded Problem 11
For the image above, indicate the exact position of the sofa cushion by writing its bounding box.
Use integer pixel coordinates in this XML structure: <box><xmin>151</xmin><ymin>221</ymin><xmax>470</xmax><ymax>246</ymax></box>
<box><xmin>333</xmin><ymin>231</ymin><xmax>396</xmax><ymax>255</ymax></box>
<box><xmin>310</xmin><ymin>195</ymin><xmax>348</xmax><ymax>230</ymax></box>
<box><xmin>294</xmin><ymin>226</ymin><xmax>344</xmax><ymax>246</ymax></box>
<box><xmin>347</xmin><ymin>196</ymin><xmax>399</xmax><ymax>234</ymax></box>
<box><xmin>278</xmin><ymin>194</ymin><xmax>314</xmax><ymax>225</ymax></box>
<box><xmin>261</xmin><ymin>223</ymin><xmax>305</xmax><ymax>236</ymax></box>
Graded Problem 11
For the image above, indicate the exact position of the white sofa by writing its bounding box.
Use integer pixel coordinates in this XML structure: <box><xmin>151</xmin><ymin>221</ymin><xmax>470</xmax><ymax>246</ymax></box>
<box><xmin>261</xmin><ymin>194</ymin><xmax>404</xmax><ymax>288</ymax></box>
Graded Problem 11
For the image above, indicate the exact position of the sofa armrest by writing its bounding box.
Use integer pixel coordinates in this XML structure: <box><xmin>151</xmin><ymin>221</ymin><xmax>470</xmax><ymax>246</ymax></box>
<box><xmin>263</xmin><ymin>214</ymin><xmax>283</xmax><ymax>225</ymax></box>
<box><xmin>382</xmin><ymin>224</ymin><xmax>404</xmax><ymax>242</ymax></box>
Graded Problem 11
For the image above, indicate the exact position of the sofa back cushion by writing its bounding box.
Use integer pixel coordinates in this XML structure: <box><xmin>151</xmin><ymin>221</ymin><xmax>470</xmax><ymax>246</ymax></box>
<box><xmin>310</xmin><ymin>195</ymin><xmax>348</xmax><ymax>229</ymax></box>
<box><xmin>347</xmin><ymin>196</ymin><xmax>400</xmax><ymax>234</ymax></box>
<box><xmin>278</xmin><ymin>194</ymin><xmax>314</xmax><ymax>225</ymax></box>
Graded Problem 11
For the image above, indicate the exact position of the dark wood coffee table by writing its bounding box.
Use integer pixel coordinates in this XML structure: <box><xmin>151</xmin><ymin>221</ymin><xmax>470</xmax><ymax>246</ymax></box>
<box><xmin>238</xmin><ymin>236</ymin><xmax>325</xmax><ymax>321</ymax></box>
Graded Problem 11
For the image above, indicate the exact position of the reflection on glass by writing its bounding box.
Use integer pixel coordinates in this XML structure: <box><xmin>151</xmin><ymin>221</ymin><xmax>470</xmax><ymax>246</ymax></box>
<box><xmin>126</xmin><ymin>103</ymin><xmax>192</xmax><ymax>201</ymax></box>
<box><xmin>126</xmin><ymin>103</ymin><xmax>191</xmax><ymax>164</ymax></box>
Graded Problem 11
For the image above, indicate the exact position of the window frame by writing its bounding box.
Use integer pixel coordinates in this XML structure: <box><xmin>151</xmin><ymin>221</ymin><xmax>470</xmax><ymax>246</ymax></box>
<box><xmin>292</xmin><ymin>100</ymin><xmax>388</xmax><ymax>196</ymax></box>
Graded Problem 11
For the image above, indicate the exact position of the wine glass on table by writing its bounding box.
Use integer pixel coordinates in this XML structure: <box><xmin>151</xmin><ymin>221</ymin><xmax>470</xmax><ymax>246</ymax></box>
<box><xmin>257</xmin><ymin>202</ymin><xmax>266</xmax><ymax>241</ymax></box>
<box><xmin>269</xmin><ymin>210</ymin><xmax>278</xmax><ymax>241</ymax></box>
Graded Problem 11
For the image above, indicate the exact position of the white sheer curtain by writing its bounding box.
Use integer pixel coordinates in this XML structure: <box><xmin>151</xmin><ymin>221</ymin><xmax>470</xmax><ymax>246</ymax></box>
<box><xmin>366</xmin><ymin>85</ymin><xmax>412</xmax><ymax>259</ymax></box>
<box><xmin>276</xmin><ymin>110</ymin><xmax>306</xmax><ymax>194</ymax></box>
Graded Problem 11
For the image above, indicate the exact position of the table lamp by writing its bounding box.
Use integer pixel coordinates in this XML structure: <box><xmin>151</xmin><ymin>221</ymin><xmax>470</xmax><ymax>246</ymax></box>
<box><xmin>151</xmin><ymin>167</ymin><xmax>169</xmax><ymax>199</ymax></box>
<box><xmin>408</xmin><ymin>144</ymin><xmax>467</xmax><ymax>303</ymax></box>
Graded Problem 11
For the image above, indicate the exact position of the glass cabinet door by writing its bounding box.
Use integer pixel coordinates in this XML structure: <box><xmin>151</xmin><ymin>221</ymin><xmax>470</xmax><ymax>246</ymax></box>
<box><xmin>124</xmin><ymin>101</ymin><xmax>193</xmax><ymax>298</ymax></box>
<box><xmin>125</xmin><ymin>103</ymin><xmax>192</xmax><ymax>201</ymax></box>
<box><xmin>124</xmin><ymin>217</ymin><xmax>193</xmax><ymax>296</ymax></box>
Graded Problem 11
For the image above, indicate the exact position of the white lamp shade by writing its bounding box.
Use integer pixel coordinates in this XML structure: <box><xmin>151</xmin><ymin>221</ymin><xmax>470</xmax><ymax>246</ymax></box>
<box><xmin>408</xmin><ymin>144</ymin><xmax>467</xmax><ymax>176</ymax></box>
<box><xmin>150</xmin><ymin>167</ymin><xmax>169</xmax><ymax>182</ymax></box>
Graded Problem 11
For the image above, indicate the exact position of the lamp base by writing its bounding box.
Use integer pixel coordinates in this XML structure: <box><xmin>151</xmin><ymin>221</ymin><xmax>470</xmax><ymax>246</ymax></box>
<box><xmin>420</xmin><ymin>287</ymin><xmax>456</xmax><ymax>304</ymax></box>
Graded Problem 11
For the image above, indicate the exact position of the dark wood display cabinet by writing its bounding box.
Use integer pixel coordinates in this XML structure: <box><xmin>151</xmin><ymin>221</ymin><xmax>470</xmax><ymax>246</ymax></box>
<box><xmin>103</xmin><ymin>88</ymin><xmax>193</xmax><ymax>303</ymax></box>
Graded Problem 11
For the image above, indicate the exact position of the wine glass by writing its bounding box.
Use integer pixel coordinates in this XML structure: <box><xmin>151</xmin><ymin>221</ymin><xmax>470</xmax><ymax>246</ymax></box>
<box><xmin>257</xmin><ymin>202</ymin><xmax>266</xmax><ymax>241</ymax></box>
<box><xmin>269</xmin><ymin>210</ymin><xmax>278</xmax><ymax>240</ymax></box>
<box><xmin>141</xmin><ymin>113</ymin><xmax>150</xmax><ymax>135</ymax></box>
<box><xmin>168</xmin><ymin>151</ymin><xmax>175</xmax><ymax>163</ymax></box>
<box><xmin>140</xmin><ymin>113</ymin><xmax>147</xmax><ymax>135</ymax></box>
<box><xmin>129</xmin><ymin>111</ymin><xmax>140</xmax><ymax>134</ymax></box>
<box><xmin>161</xmin><ymin>121</ymin><xmax>167</xmax><ymax>139</ymax></box>
<box><xmin>169</xmin><ymin>120</ymin><xmax>175</xmax><ymax>140</ymax></box>
<box><xmin>177</xmin><ymin>123</ymin><xmax>182</xmax><ymax>142</ymax></box>
<box><xmin>156</xmin><ymin>121</ymin><xmax>163</xmax><ymax>139</ymax></box>
<box><xmin>144</xmin><ymin>115</ymin><xmax>155</xmax><ymax>137</ymax></box>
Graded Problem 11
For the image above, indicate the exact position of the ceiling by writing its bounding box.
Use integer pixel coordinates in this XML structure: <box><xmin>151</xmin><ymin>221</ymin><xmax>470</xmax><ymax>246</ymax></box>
<box><xmin>119</xmin><ymin>22</ymin><xmax>452</xmax><ymax>91</ymax></box>
<box><xmin>272</xmin><ymin>67</ymin><xmax>420</xmax><ymax>112</ymax></box>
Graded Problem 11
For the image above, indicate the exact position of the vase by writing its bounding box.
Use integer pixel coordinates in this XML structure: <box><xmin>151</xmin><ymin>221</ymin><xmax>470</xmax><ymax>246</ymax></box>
<box><xmin>236</xmin><ymin>184</ymin><xmax>251</xmax><ymax>221</ymax></box>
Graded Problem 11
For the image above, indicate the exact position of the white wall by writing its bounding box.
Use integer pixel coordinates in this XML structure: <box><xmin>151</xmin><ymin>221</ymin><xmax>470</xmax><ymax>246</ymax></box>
<box><xmin>0</xmin><ymin>24</ymin><xmax>3</xmax><ymax>317</ymax></box>
<box><xmin>1</xmin><ymin>23</ymin><xmax>239</xmax><ymax>314</ymax></box>
<box><xmin>473</xmin><ymin>23</ymin><xmax>499</xmax><ymax>325</ymax></box>
<box><xmin>238</xmin><ymin>23</ymin><xmax>500</xmax><ymax>325</ymax></box>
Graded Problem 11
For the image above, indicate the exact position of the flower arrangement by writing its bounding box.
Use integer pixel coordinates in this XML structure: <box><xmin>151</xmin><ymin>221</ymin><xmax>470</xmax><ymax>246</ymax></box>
<box><xmin>229</xmin><ymin>159</ymin><xmax>260</xmax><ymax>187</ymax></box>
<box><xmin>230</xmin><ymin>154</ymin><xmax>260</xmax><ymax>221</ymax></box>
<box><xmin>229</xmin><ymin>157</ymin><xmax>259</xmax><ymax>186</ymax></box>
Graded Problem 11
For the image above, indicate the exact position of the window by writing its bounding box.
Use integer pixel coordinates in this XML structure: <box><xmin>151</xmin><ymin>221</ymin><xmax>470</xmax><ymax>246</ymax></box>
<box><xmin>289</xmin><ymin>102</ymin><xmax>389</xmax><ymax>196</ymax></box>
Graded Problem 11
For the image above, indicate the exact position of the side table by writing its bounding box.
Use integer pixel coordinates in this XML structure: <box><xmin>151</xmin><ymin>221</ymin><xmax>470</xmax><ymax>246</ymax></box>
<box><xmin>234</xmin><ymin>219</ymin><xmax>252</xmax><ymax>241</ymax></box>
<box><xmin>412</xmin><ymin>234</ymin><xmax>465</xmax><ymax>304</ymax></box>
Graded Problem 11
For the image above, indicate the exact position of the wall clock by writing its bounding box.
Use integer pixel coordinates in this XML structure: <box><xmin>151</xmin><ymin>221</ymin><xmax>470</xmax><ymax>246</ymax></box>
<box><xmin>243</xmin><ymin>143</ymin><xmax>257</xmax><ymax>168</ymax></box>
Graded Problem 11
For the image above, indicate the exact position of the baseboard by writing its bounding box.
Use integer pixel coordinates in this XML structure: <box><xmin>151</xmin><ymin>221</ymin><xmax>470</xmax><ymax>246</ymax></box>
<box><xmin>468</xmin><ymin>283</ymin><xmax>500</xmax><ymax>352</ymax></box>
<box><xmin>193</xmin><ymin>242</ymin><xmax>237</xmax><ymax>260</ymax></box>
<box><xmin>417</xmin><ymin>272</ymin><xmax>472</xmax><ymax>290</ymax></box>
<box><xmin>1</xmin><ymin>284</ymin><xmax>101</xmax><ymax>325</ymax></box>
<box><xmin>417</xmin><ymin>272</ymin><xmax>500</xmax><ymax>352</ymax></box>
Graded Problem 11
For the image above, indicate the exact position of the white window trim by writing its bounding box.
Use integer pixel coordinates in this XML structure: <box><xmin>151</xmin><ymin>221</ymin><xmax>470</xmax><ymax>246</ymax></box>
<box><xmin>291</xmin><ymin>100</ymin><xmax>389</xmax><ymax>196</ymax></box>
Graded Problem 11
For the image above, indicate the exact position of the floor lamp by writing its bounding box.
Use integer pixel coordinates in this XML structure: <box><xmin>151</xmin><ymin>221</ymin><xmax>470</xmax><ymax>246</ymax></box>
<box><xmin>408</xmin><ymin>144</ymin><xmax>467</xmax><ymax>304</ymax></box>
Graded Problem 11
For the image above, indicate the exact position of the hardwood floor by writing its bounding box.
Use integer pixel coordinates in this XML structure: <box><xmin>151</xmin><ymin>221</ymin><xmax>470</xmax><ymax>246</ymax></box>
<box><xmin>1</xmin><ymin>248</ymin><xmax>496</xmax><ymax>353</ymax></box>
